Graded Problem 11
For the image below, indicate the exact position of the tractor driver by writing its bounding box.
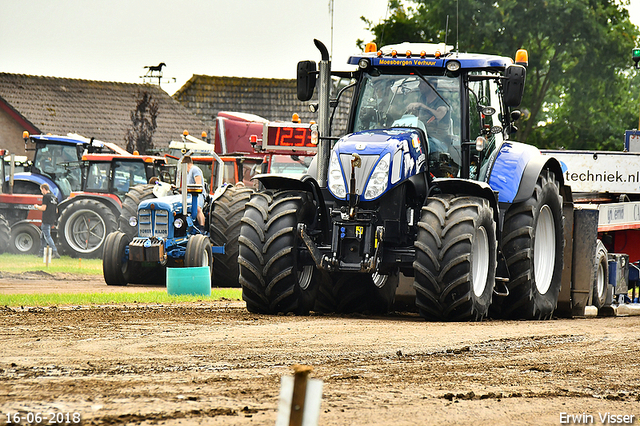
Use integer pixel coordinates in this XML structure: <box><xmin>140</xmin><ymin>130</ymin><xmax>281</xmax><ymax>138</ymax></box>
<box><xmin>182</xmin><ymin>156</ymin><xmax>206</xmax><ymax>229</ymax></box>
<box><xmin>404</xmin><ymin>79</ymin><xmax>451</xmax><ymax>151</ymax></box>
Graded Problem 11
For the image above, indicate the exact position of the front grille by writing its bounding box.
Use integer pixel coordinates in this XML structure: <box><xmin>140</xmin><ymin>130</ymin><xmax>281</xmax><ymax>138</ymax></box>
<box><xmin>154</xmin><ymin>210</ymin><xmax>169</xmax><ymax>238</ymax></box>
<box><xmin>139</xmin><ymin>209</ymin><xmax>152</xmax><ymax>237</ymax></box>
<box><xmin>138</xmin><ymin>208</ymin><xmax>169</xmax><ymax>238</ymax></box>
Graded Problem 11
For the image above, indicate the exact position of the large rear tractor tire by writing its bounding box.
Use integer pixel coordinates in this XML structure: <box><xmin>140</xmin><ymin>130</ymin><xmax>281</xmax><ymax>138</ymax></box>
<box><xmin>238</xmin><ymin>190</ymin><xmax>324</xmax><ymax>315</ymax></box>
<box><xmin>315</xmin><ymin>272</ymin><xmax>399</xmax><ymax>314</ymax></box>
<box><xmin>118</xmin><ymin>184</ymin><xmax>156</xmax><ymax>240</ymax></box>
<box><xmin>592</xmin><ymin>239</ymin><xmax>609</xmax><ymax>309</ymax></box>
<box><xmin>0</xmin><ymin>214</ymin><xmax>10</xmax><ymax>254</ymax></box>
<box><xmin>209</xmin><ymin>185</ymin><xmax>254</xmax><ymax>287</ymax></box>
<box><xmin>58</xmin><ymin>199</ymin><xmax>117</xmax><ymax>258</ymax></box>
<box><xmin>499</xmin><ymin>169</ymin><xmax>564</xmax><ymax>320</ymax></box>
<box><xmin>413</xmin><ymin>194</ymin><xmax>497</xmax><ymax>321</ymax></box>
<box><xmin>185</xmin><ymin>234</ymin><xmax>214</xmax><ymax>279</ymax></box>
<box><xmin>9</xmin><ymin>223</ymin><xmax>41</xmax><ymax>255</ymax></box>
<box><xmin>103</xmin><ymin>231</ymin><xmax>130</xmax><ymax>286</ymax></box>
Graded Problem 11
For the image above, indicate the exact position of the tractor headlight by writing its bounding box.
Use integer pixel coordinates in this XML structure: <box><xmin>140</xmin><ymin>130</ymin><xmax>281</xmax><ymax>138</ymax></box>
<box><xmin>364</xmin><ymin>153</ymin><xmax>390</xmax><ymax>200</ymax></box>
<box><xmin>446</xmin><ymin>60</ymin><xmax>461</xmax><ymax>72</ymax></box>
<box><xmin>129</xmin><ymin>216</ymin><xmax>137</xmax><ymax>227</ymax></box>
<box><xmin>174</xmin><ymin>217</ymin><xmax>184</xmax><ymax>229</ymax></box>
<box><xmin>328</xmin><ymin>151</ymin><xmax>347</xmax><ymax>199</ymax></box>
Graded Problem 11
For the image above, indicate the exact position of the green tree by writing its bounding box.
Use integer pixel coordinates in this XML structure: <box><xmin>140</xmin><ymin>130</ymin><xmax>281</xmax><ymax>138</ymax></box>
<box><xmin>125</xmin><ymin>90</ymin><xmax>159</xmax><ymax>155</ymax></box>
<box><xmin>362</xmin><ymin>0</ymin><xmax>640</xmax><ymax>150</ymax></box>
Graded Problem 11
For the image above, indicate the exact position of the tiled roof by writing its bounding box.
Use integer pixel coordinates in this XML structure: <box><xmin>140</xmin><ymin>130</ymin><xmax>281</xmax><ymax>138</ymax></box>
<box><xmin>173</xmin><ymin>75</ymin><xmax>352</xmax><ymax>137</ymax></box>
<box><xmin>0</xmin><ymin>73</ymin><xmax>208</xmax><ymax>149</ymax></box>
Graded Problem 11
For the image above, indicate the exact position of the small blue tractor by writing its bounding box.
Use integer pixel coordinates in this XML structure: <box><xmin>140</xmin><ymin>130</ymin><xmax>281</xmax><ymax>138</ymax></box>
<box><xmin>238</xmin><ymin>40</ymin><xmax>577</xmax><ymax>321</ymax></box>
<box><xmin>103</xmin><ymin>162</ymin><xmax>224</xmax><ymax>285</ymax></box>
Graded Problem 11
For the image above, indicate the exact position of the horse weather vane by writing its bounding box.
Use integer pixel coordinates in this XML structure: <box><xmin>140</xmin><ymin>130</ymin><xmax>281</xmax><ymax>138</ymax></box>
<box><xmin>141</xmin><ymin>62</ymin><xmax>175</xmax><ymax>87</ymax></box>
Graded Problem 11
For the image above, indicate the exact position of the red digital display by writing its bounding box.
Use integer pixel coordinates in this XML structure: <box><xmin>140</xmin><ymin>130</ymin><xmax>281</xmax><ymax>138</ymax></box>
<box><xmin>266</xmin><ymin>125</ymin><xmax>315</xmax><ymax>149</ymax></box>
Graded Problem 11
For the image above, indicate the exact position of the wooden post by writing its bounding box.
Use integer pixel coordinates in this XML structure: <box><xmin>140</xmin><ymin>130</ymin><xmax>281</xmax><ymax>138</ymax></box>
<box><xmin>289</xmin><ymin>364</ymin><xmax>313</xmax><ymax>426</ymax></box>
<box><xmin>43</xmin><ymin>247</ymin><xmax>51</xmax><ymax>266</ymax></box>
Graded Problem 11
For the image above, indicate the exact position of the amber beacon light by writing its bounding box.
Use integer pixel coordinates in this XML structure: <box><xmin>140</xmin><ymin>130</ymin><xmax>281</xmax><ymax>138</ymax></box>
<box><xmin>515</xmin><ymin>49</ymin><xmax>529</xmax><ymax>67</ymax></box>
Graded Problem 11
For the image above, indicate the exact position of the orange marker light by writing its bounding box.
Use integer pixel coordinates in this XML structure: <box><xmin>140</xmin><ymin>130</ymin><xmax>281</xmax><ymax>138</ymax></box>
<box><xmin>435</xmin><ymin>50</ymin><xmax>441</xmax><ymax>59</ymax></box>
<box><xmin>391</xmin><ymin>50</ymin><xmax>398</xmax><ymax>58</ymax></box>
<box><xmin>405</xmin><ymin>50</ymin><xmax>412</xmax><ymax>58</ymax></box>
<box><xmin>292</xmin><ymin>113</ymin><xmax>301</xmax><ymax>123</ymax></box>
<box><xmin>377</xmin><ymin>50</ymin><xmax>383</xmax><ymax>58</ymax></box>
<box><xmin>201</xmin><ymin>131</ymin><xmax>207</xmax><ymax>139</ymax></box>
<box><xmin>183</xmin><ymin>130</ymin><xmax>189</xmax><ymax>136</ymax></box>
<box><xmin>515</xmin><ymin>49</ymin><xmax>529</xmax><ymax>66</ymax></box>
<box><xmin>23</xmin><ymin>131</ymin><xmax>30</xmax><ymax>139</ymax></box>
<box><xmin>420</xmin><ymin>51</ymin><xmax>427</xmax><ymax>58</ymax></box>
<box><xmin>365</xmin><ymin>42</ymin><xmax>377</xmax><ymax>53</ymax></box>
<box><xmin>133</xmin><ymin>150</ymin><xmax>139</xmax><ymax>155</ymax></box>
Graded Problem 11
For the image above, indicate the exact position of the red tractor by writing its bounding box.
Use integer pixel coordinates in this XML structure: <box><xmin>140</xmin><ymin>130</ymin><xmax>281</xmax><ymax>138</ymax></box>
<box><xmin>56</xmin><ymin>152</ymin><xmax>170</xmax><ymax>258</ymax></box>
<box><xmin>0</xmin><ymin>150</ymin><xmax>15</xmax><ymax>252</ymax></box>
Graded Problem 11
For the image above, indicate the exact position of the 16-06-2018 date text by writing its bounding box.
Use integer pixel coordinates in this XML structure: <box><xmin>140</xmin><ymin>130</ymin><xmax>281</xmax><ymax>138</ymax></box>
<box><xmin>4</xmin><ymin>412</ymin><xmax>81</xmax><ymax>424</ymax></box>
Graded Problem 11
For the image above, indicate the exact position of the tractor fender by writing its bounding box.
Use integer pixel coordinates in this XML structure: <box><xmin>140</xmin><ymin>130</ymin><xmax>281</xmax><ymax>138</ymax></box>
<box><xmin>488</xmin><ymin>141</ymin><xmax>564</xmax><ymax>204</ymax></box>
<box><xmin>11</xmin><ymin>219</ymin><xmax>42</xmax><ymax>231</ymax></box>
<box><xmin>209</xmin><ymin>183</ymin><xmax>232</xmax><ymax>204</ymax></box>
<box><xmin>513</xmin><ymin>156</ymin><xmax>564</xmax><ymax>204</ymax></box>
<box><xmin>58</xmin><ymin>193</ymin><xmax>122</xmax><ymax>218</ymax></box>
<box><xmin>428</xmin><ymin>178</ymin><xmax>500</xmax><ymax>238</ymax></box>
<box><xmin>255</xmin><ymin>173</ymin><xmax>318</xmax><ymax>192</ymax></box>
<box><xmin>10</xmin><ymin>173</ymin><xmax>62</xmax><ymax>200</ymax></box>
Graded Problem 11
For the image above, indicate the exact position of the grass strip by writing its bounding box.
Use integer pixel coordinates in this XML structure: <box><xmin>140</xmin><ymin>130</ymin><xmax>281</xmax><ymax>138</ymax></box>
<box><xmin>0</xmin><ymin>253</ymin><xmax>103</xmax><ymax>275</ymax></box>
<box><xmin>0</xmin><ymin>288</ymin><xmax>242</xmax><ymax>307</ymax></box>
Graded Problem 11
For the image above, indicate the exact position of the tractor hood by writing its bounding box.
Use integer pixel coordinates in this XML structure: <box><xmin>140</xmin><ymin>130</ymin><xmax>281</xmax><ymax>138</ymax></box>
<box><xmin>138</xmin><ymin>194</ymin><xmax>193</xmax><ymax>214</ymax></box>
<box><xmin>10</xmin><ymin>172</ymin><xmax>65</xmax><ymax>201</ymax></box>
<box><xmin>328</xmin><ymin>128</ymin><xmax>427</xmax><ymax>201</ymax></box>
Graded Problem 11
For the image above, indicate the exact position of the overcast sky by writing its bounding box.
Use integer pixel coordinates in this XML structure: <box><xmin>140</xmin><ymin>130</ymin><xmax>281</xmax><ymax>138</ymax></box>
<box><xmin>1</xmin><ymin>1</ymin><xmax>639</xmax><ymax>96</ymax></box>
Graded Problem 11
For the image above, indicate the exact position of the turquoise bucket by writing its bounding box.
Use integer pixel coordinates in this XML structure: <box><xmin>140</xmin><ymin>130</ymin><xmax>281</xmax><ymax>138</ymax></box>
<box><xmin>166</xmin><ymin>266</ymin><xmax>211</xmax><ymax>296</ymax></box>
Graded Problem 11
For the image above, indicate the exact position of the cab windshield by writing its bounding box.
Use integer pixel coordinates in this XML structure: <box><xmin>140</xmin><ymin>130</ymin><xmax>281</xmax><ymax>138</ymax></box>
<box><xmin>32</xmin><ymin>143</ymin><xmax>82</xmax><ymax>198</ymax></box>
<box><xmin>353</xmin><ymin>73</ymin><xmax>462</xmax><ymax>176</ymax></box>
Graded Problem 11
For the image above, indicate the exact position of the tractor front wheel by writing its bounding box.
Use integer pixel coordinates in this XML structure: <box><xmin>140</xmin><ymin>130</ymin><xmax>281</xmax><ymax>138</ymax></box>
<box><xmin>238</xmin><ymin>190</ymin><xmax>324</xmax><ymax>315</ymax></box>
<box><xmin>103</xmin><ymin>231</ymin><xmax>130</xmax><ymax>286</ymax></box>
<box><xmin>185</xmin><ymin>234</ymin><xmax>214</xmax><ymax>279</ymax></box>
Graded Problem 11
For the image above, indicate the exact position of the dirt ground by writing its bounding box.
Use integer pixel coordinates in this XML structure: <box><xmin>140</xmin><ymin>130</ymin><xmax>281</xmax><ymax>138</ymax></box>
<box><xmin>1</xmin><ymin>273</ymin><xmax>640</xmax><ymax>426</ymax></box>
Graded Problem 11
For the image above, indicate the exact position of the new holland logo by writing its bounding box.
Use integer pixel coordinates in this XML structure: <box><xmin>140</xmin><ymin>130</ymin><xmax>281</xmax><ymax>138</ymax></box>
<box><xmin>356</xmin><ymin>143</ymin><xmax>366</xmax><ymax>150</ymax></box>
<box><xmin>412</xmin><ymin>135</ymin><xmax>420</xmax><ymax>149</ymax></box>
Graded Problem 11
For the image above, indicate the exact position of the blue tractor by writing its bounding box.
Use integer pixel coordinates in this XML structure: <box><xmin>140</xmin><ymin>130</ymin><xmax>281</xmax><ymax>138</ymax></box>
<box><xmin>1</xmin><ymin>134</ymin><xmax>89</xmax><ymax>255</ymax></box>
<box><xmin>102</xmin><ymin>163</ymin><xmax>224</xmax><ymax>285</ymax></box>
<box><xmin>238</xmin><ymin>40</ymin><xmax>569</xmax><ymax>321</ymax></box>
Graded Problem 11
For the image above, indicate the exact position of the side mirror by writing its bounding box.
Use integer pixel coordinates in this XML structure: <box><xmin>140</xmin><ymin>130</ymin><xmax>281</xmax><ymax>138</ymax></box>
<box><xmin>503</xmin><ymin>64</ymin><xmax>526</xmax><ymax>107</ymax></box>
<box><xmin>297</xmin><ymin>60</ymin><xmax>317</xmax><ymax>101</ymax></box>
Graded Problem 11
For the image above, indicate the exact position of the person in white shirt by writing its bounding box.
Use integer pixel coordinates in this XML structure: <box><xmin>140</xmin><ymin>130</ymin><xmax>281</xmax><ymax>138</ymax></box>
<box><xmin>182</xmin><ymin>156</ymin><xmax>205</xmax><ymax>228</ymax></box>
